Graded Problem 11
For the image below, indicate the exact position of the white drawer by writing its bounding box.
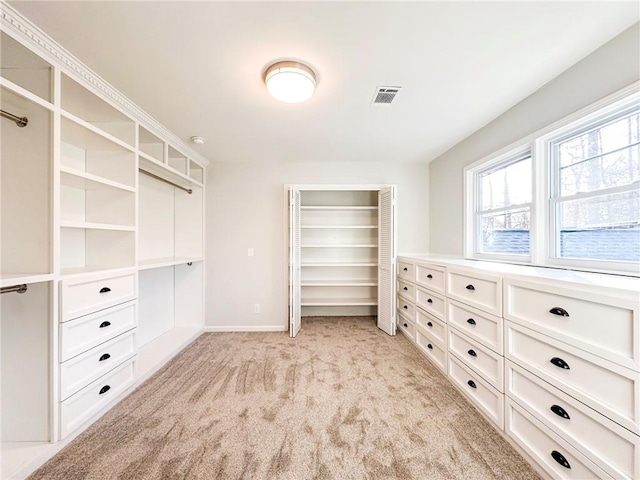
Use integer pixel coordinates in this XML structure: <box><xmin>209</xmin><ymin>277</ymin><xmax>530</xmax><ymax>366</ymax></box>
<box><xmin>505</xmin><ymin>279</ymin><xmax>639</xmax><ymax>370</ymax></box>
<box><xmin>416</xmin><ymin>286</ymin><xmax>446</xmax><ymax>320</ymax></box>
<box><xmin>416</xmin><ymin>327</ymin><xmax>447</xmax><ymax>374</ymax></box>
<box><xmin>397</xmin><ymin>279</ymin><xmax>415</xmax><ymax>302</ymax></box>
<box><xmin>60</xmin><ymin>359</ymin><xmax>135</xmax><ymax>439</ymax></box>
<box><xmin>397</xmin><ymin>311</ymin><xmax>416</xmax><ymax>341</ymax></box>
<box><xmin>61</xmin><ymin>271</ymin><xmax>137</xmax><ymax>321</ymax></box>
<box><xmin>448</xmin><ymin>327</ymin><xmax>504</xmax><ymax>392</ymax></box>
<box><xmin>60</xmin><ymin>301</ymin><xmax>137</xmax><ymax>362</ymax></box>
<box><xmin>397</xmin><ymin>296</ymin><xmax>415</xmax><ymax>322</ymax></box>
<box><xmin>505</xmin><ymin>321</ymin><xmax>640</xmax><ymax>435</ymax></box>
<box><xmin>448</xmin><ymin>354</ymin><xmax>503</xmax><ymax>429</ymax></box>
<box><xmin>447</xmin><ymin>268</ymin><xmax>501</xmax><ymax>316</ymax></box>
<box><xmin>447</xmin><ymin>299</ymin><xmax>503</xmax><ymax>354</ymax></box>
<box><xmin>506</xmin><ymin>361</ymin><xmax>640</xmax><ymax>480</ymax></box>
<box><xmin>506</xmin><ymin>398</ymin><xmax>613</xmax><ymax>480</ymax></box>
<box><xmin>415</xmin><ymin>263</ymin><xmax>445</xmax><ymax>294</ymax></box>
<box><xmin>416</xmin><ymin>308</ymin><xmax>446</xmax><ymax>345</ymax></box>
<box><xmin>60</xmin><ymin>331</ymin><xmax>136</xmax><ymax>401</ymax></box>
<box><xmin>397</xmin><ymin>261</ymin><xmax>414</xmax><ymax>281</ymax></box>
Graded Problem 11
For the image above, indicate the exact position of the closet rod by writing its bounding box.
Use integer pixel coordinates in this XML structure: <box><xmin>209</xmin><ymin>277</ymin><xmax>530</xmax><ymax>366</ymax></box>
<box><xmin>139</xmin><ymin>169</ymin><xmax>193</xmax><ymax>194</ymax></box>
<box><xmin>1</xmin><ymin>284</ymin><xmax>28</xmax><ymax>295</ymax></box>
<box><xmin>0</xmin><ymin>109</ymin><xmax>28</xmax><ymax>127</ymax></box>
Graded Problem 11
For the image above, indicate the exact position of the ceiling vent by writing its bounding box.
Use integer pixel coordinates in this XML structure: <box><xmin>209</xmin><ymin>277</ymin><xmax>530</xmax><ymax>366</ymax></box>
<box><xmin>371</xmin><ymin>86</ymin><xmax>401</xmax><ymax>106</ymax></box>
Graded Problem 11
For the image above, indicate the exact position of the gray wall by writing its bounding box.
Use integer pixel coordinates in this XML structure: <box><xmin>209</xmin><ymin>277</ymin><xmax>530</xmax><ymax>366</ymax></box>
<box><xmin>429</xmin><ymin>23</ymin><xmax>640</xmax><ymax>256</ymax></box>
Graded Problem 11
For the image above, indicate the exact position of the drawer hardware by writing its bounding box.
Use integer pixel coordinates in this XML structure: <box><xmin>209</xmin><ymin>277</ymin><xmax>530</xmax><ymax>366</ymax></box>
<box><xmin>99</xmin><ymin>321</ymin><xmax>112</xmax><ymax>328</ymax></box>
<box><xmin>467</xmin><ymin>380</ymin><xmax>477</xmax><ymax>389</ymax></box>
<box><xmin>549</xmin><ymin>307</ymin><xmax>569</xmax><ymax>317</ymax></box>
<box><xmin>403</xmin><ymin>305</ymin><xmax>408</xmax><ymax>309</ymax></box>
<box><xmin>467</xmin><ymin>349</ymin><xmax>477</xmax><ymax>357</ymax></box>
<box><xmin>98</xmin><ymin>385</ymin><xmax>111</xmax><ymax>395</ymax></box>
<box><xmin>403</xmin><ymin>323</ymin><xmax>408</xmax><ymax>328</ymax></box>
<box><xmin>551</xmin><ymin>450</ymin><xmax>571</xmax><ymax>469</ymax></box>
<box><xmin>550</xmin><ymin>404</ymin><xmax>570</xmax><ymax>420</ymax></box>
<box><xmin>467</xmin><ymin>318</ymin><xmax>476</xmax><ymax>325</ymax></box>
<box><xmin>550</xmin><ymin>357</ymin><xmax>570</xmax><ymax>370</ymax></box>
<box><xmin>427</xmin><ymin>274</ymin><xmax>432</xmax><ymax>279</ymax></box>
<box><xmin>99</xmin><ymin>287</ymin><xmax>111</xmax><ymax>294</ymax></box>
<box><xmin>427</xmin><ymin>299</ymin><xmax>433</xmax><ymax>304</ymax></box>
<box><xmin>403</xmin><ymin>287</ymin><xmax>408</xmax><ymax>291</ymax></box>
<box><xmin>403</xmin><ymin>267</ymin><xmax>408</xmax><ymax>271</ymax></box>
<box><xmin>427</xmin><ymin>321</ymin><xmax>433</xmax><ymax>327</ymax></box>
<box><xmin>465</xmin><ymin>284</ymin><xmax>475</xmax><ymax>291</ymax></box>
<box><xmin>427</xmin><ymin>344</ymin><xmax>433</xmax><ymax>350</ymax></box>
<box><xmin>99</xmin><ymin>353</ymin><xmax>111</xmax><ymax>362</ymax></box>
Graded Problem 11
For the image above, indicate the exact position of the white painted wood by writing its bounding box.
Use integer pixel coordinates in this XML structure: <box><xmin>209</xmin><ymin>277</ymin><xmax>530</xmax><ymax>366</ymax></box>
<box><xmin>397</xmin><ymin>311</ymin><xmax>416</xmax><ymax>340</ymax></box>
<box><xmin>137</xmin><ymin>267</ymin><xmax>175</xmax><ymax>347</ymax></box>
<box><xmin>289</xmin><ymin>188</ymin><xmax>301</xmax><ymax>337</ymax></box>
<box><xmin>397</xmin><ymin>260</ymin><xmax>415</xmax><ymax>281</ymax></box>
<box><xmin>415</xmin><ymin>262</ymin><xmax>446</xmax><ymax>294</ymax></box>
<box><xmin>396</xmin><ymin>295</ymin><xmax>416</xmax><ymax>323</ymax></box>
<box><xmin>415</xmin><ymin>286</ymin><xmax>446</xmax><ymax>320</ymax></box>
<box><xmin>416</xmin><ymin>327</ymin><xmax>447</xmax><ymax>374</ymax></box>
<box><xmin>397</xmin><ymin>279</ymin><xmax>415</xmax><ymax>302</ymax></box>
<box><xmin>415</xmin><ymin>308</ymin><xmax>447</xmax><ymax>345</ymax></box>
<box><xmin>448</xmin><ymin>326</ymin><xmax>504</xmax><ymax>392</ymax></box>
<box><xmin>377</xmin><ymin>186</ymin><xmax>395</xmax><ymax>336</ymax></box>
<box><xmin>138</xmin><ymin>173</ymin><xmax>175</xmax><ymax>261</ymax></box>
<box><xmin>174</xmin><ymin>262</ymin><xmax>203</xmax><ymax>329</ymax></box>
<box><xmin>447</xmin><ymin>268</ymin><xmax>502</xmax><ymax>316</ymax></box>
<box><xmin>447</xmin><ymin>299</ymin><xmax>503</xmax><ymax>354</ymax></box>
<box><xmin>175</xmin><ymin>186</ymin><xmax>203</xmax><ymax>259</ymax></box>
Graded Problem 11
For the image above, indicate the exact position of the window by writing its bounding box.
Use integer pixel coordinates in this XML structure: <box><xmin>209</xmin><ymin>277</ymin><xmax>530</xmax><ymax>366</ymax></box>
<box><xmin>465</xmin><ymin>84</ymin><xmax>639</xmax><ymax>275</ymax></box>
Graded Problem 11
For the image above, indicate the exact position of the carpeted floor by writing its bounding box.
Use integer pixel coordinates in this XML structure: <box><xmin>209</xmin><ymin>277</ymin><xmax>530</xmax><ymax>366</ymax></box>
<box><xmin>29</xmin><ymin>317</ymin><xmax>541</xmax><ymax>480</ymax></box>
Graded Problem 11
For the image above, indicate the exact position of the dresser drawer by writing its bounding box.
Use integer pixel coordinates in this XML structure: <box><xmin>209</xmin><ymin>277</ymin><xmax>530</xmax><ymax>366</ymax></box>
<box><xmin>61</xmin><ymin>271</ymin><xmax>137</xmax><ymax>321</ymax></box>
<box><xmin>415</xmin><ymin>263</ymin><xmax>445</xmax><ymax>294</ymax></box>
<box><xmin>505</xmin><ymin>279</ymin><xmax>639</xmax><ymax>370</ymax></box>
<box><xmin>397</xmin><ymin>296</ymin><xmax>415</xmax><ymax>322</ymax></box>
<box><xmin>397</xmin><ymin>261</ymin><xmax>414</xmax><ymax>281</ymax></box>
<box><xmin>416</xmin><ymin>308</ymin><xmax>446</xmax><ymax>345</ymax></box>
<box><xmin>397</xmin><ymin>311</ymin><xmax>416</xmax><ymax>341</ymax></box>
<box><xmin>60</xmin><ymin>301</ymin><xmax>137</xmax><ymax>362</ymax></box>
<box><xmin>60</xmin><ymin>359</ymin><xmax>135</xmax><ymax>438</ymax></box>
<box><xmin>416</xmin><ymin>287</ymin><xmax>445</xmax><ymax>320</ymax></box>
<box><xmin>60</xmin><ymin>331</ymin><xmax>136</xmax><ymax>401</ymax></box>
<box><xmin>397</xmin><ymin>279</ymin><xmax>415</xmax><ymax>302</ymax></box>
<box><xmin>416</xmin><ymin>327</ymin><xmax>447</xmax><ymax>374</ymax></box>
<box><xmin>447</xmin><ymin>299</ymin><xmax>503</xmax><ymax>354</ymax></box>
<box><xmin>447</xmin><ymin>269</ymin><xmax>501</xmax><ymax>316</ymax></box>
<box><xmin>448</xmin><ymin>354</ymin><xmax>503</xmax><ymax>429</ymax></box>
<box><xmin>506</xmin><ymin>361</ymin><xmax>640</xmax><ymax>480</ymax></box>
<box><xmin>506</xmin><ymin>321</ymin><xmax>640</xmax><ymax>434</ymax></box>
<box><xmin>506</xmin><ymin>399</ymin><xmax>613</xmax><ymax>480</ymax></box>
<box><xmin>448</xmin><ymin>327</ymin><xmax>504</xmax><ymax>392</ymax></box>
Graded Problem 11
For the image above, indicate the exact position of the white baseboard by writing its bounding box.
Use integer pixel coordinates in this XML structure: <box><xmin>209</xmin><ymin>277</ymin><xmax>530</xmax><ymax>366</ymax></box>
<box><xmin>203</xmin><ymin>325</ymin><xmax>287</xmax><ymax>332</ymax></box>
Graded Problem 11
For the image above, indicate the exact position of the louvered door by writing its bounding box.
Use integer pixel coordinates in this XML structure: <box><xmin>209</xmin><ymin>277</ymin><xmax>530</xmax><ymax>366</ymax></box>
<box><xmin>377</xmin><ymin>186</ymin><xmax>396</xmax><ymax>335</ymax></box>
<box><xmin>289</xmin><ymin>188</ymin><xmax>301</xmax><ymax>337</ymax></box>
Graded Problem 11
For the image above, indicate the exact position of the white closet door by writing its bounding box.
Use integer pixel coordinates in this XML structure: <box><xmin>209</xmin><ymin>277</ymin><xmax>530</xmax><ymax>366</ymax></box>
<box><xmin>289</xmin><ymin>188</ymin><xmax>302</xmax><ymax>337</ymax></box>
<box><xmin>377</xmin><ymin>186</ymin><xmax>396</xmax><ymax>336</ymax></box>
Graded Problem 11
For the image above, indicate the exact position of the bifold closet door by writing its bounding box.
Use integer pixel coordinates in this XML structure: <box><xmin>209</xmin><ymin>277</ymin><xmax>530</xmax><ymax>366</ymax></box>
<box><xmin>377</xmin><ymin>186</ymin><xmax>396</xmax><ymax>336</ymax></box>
<box><xmin>289</xmin><ymin>189</ymin><xmax>301</xmax><ymax>337</ymax></box>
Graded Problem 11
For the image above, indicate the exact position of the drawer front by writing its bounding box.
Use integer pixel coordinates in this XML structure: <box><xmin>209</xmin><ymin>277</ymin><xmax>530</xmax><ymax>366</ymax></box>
<box><xmin>447</xmin><ymin>269</ymin><xmax>501</xmax><ymax>316</ymax></box>
<box><xmin>506</xmin><ymin>399</ymin><xmax>613</xmax><ymax>480</ymax></box>
<box><xmin>397</xmin><ymin>311</ymin><xmax>416</xmax><ymax>341</ymax></box>
<box><xmin>449</xmin><ymin>327</ymin><xmax>504</xmax><ymax>392</ymax></box>
<box><xmin>416</xmin><ymin>328</ymin><xmax>447</xmax><ymax>374</ymax></box>
<box><xmin>397</xmin><ymin>279</ymin><xmax>416</xmax><ymax>302</ymax></box>
<box><xmin>416</xmin><ymin>287</ymin><xmax>446</xmax><ymax>320</ymax></box>
<box><xmin>448</xmin><ymin>354</ymin><xmax>503</xmax><ymax>429</ymax></box>
<box><xmin>505</xmin><ymin>279</ymin><xmax>639</xmax><ymax>370</ymax></box>
<box><xmin>415</xmin><ymin>263</ymin><xmax>445</xmax><ymax>294</ymax></box>
<box><xmin>60</xmin><ymin>301</ymin><xmax>137</xmax><ymax>362</ymax></box>
<box><xmin>397</xmin><ymin>261</ymin><xmax>415</xmax><ymax>281</ymax></box>
<box><xmin>507</xmin><ymin>361</ymin><xmax>639</xmax><ymax>480</ymax></box>
<box><xmin>447</xmin><ymin>299</ymin><xmax>503</xmax><ymax>354</ymax></box>
<box><xmin>397</xmin><ymin>296</ymin><xmax>415</xmax><ymax>322</ymax></box>
<box><xmin>60</xmin><ymin>359</ymin><xmax>135</xmax><ymax>439</ymax></box>
<box><xmin>416</xmin><ymin>308</ymin><xmax>446</xmax><ymax>345</ymax></box>
<box><xmin>61</xmin><ymin>272</ymin><xmax>137</xmax><ymax>321</ymax></box>
<box><xmin>60</xmin><ymin>331</ymin><xmax>136</xmax><ymax>401</ymax></box>
<box><xmin>506</xmin><ymin>321</ymin><xmax>640</xmax><ymax>434</ymax></box>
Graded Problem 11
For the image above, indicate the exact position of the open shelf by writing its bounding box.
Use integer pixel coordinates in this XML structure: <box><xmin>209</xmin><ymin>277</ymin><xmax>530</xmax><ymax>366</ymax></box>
<box><xmin>138</xmin><ymin>257</ymin><xmax>203</xmax><ymax>271</ymax></box>
<box><xmin>168</xmin><ymin>145</ymin><xmax>188</xmax><ymax>175</ymax></box>
<box><xmin>60</xmin><ymin>166</ymin><xmax>135</xmax><ymax>193</ymax></box>
<box><xmin>0</xmin><ymin>31</ymin><xmax>52</xmax><ymax>103</ymax></box>
<box><xmin>189</xmin><ymin>160</ymin><xmax>204</xmax><ymax>183</ymax></box>
<box><xmin>302</xmin><ymin>225</ymin><xmax>378</xmax><ymax>229</ymax></box>
<box><xmin>60</xmin><ymin>221</ymin><xmax>135</xmax><ymax>232</ymax></box>
<box><xmin>301</xmin><ymin>206</ymin><xmax>379</xmax><ymax>211</ymax></box>
<box><xmin>139</xmin><ymin>154</ymin><xmax>203</xmax><ymax>191</ymax></box>
<box><xmin>302</xmin><ymin>262</ymin><xmax>378</xmax><ymax>267</ymax></box>
<box><xmin>301</xmin><ymin>298</ymin><xmax>378</xmax><ymax>306</ymax></box>
<box><xmin>1</xmin><ymin>273</ymin><xmax>54</xmax><ymax>289</ymax></box>
<box><xmin>139</xmin><ymin>126</ymin><xmax>164</xmax><ymax>163</ymax></box>
<box><xmin>301</xmin><ymin>279</ymin><xmax>378</xmax><ymax>286</ymax></box>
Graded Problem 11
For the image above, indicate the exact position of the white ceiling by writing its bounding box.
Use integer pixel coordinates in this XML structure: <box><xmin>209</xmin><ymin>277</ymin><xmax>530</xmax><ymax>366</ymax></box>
<box><xmin>10</xmin><ymin>1</ymin><xmax>639</xmax><ymax>164</ymax></box>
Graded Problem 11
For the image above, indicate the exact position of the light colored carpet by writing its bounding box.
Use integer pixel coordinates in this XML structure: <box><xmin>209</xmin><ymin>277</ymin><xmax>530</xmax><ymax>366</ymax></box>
<box><xmin>30</xmin><ymin>317</ymin><xmax>541</xmax><ymax>479</ymax></box>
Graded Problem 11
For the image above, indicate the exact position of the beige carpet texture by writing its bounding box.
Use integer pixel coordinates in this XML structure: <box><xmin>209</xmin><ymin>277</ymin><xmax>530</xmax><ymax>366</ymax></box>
<box><xmin>30</xmin><ymin>317</ymin><xmax>541</xmax><ymax>480</ymax></box>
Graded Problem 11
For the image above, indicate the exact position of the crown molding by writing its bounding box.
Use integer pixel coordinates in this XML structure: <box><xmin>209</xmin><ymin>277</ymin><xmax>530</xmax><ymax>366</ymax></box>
<box><xmin>0</xmin><ymin>1</ymin><xmax>210</xmax><ymax>167</ymax></box>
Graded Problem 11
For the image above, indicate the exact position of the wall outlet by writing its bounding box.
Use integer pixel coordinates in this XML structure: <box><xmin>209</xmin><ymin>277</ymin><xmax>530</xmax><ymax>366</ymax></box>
<box><xmin>254</xmin><ymin>303</ymin><xmax>260</xmax><ymax>314</ymax></box>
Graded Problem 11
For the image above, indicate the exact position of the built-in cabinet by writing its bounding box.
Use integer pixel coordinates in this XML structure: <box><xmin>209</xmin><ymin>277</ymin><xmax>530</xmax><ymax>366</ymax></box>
<box><xmin>0</xmin><ymin>6</ymin><xmax>208</xmax><ymax>479</ymax></box>
<box><xmin>397</xmin><ymin>255</ymin><xmax>640</xmax><ymax>480</ymax></box>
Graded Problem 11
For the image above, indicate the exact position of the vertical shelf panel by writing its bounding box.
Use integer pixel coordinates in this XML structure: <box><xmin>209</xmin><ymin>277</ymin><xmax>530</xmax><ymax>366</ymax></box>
<box><xmin>138</xmin><ymin>173</ymin><xmax>175</xmax><ymax>262</ymax></box>
<box><xmin>175</xmin><ymin>262</ymin><xmax>203</xmax><ymax>329</ymax></box>
<box><xmin>138</xmin><ymin>267</ymin><xmax>175</xmax><ymax>347</ymax></box>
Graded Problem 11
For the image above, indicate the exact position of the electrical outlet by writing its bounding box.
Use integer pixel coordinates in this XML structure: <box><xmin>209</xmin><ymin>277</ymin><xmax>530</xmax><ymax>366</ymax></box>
<box><xmin>254</xmin><ymin>303</ymin><xmax>260</xmax><ymax>314</ymax></box>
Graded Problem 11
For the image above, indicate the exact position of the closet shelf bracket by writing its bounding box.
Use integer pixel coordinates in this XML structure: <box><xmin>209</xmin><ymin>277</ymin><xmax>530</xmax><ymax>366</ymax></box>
<box><xmin>1</xmin><ymin>109</ymin><xmax>28</xmax><ymax>127</ymax></box>
<box><xmin>1</xmin><ymin>284</ymin><xmax>28</xmax><ymax>294</ymax></box>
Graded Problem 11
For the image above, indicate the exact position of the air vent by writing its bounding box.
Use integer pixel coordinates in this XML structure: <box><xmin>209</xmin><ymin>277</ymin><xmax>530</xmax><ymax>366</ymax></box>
<box><xmin>371</xmin><ymin>86</ymin><xmax>401</xmax><ymax>106</ymax></box>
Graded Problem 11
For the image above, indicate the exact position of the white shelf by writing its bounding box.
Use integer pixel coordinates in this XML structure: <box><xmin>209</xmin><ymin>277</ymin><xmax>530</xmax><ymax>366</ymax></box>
<box><xmin>302</xmin><ymin>262</ymin><xmax>378</xmax><ymax>267</ymax></box>
<box><xmin>60</xmin><ymin>221</ymin><xmax>135</xmax><ymax>231</ymax></box>
<box><xmin>61</xmin><ymin>111</ymin><xmax>135</xmax><ymax>153</ymax></box>
<box><xmin>60</xmin><ymin>265</ymin><xmax>135</xmax><ymax>278</ymax></box>
<box><xmin>138</xmin><ymin>257</ymin><xmax>203</xmax><ymax>271</ymax></box>
<box><xmin>301</xmin><ymin>297</ymin><xmax>378</xmax><ymax>306</ymax></box>
<box><xmin>136</xmin><ymin>327</ymin><xmax>202</xmax><ymax>381</ymax></box>
<box><xmin>301</xmin><ymin>206</ymin><xmax>379</xmax><ymax>211</ymax></box>
<box><xmin>302</xmin><ymin>279</ymin><xmax>378</xmax><ymax>286</ymax></box>
<box><xmin>301</xmin><ymin>225</ymin><xmax>378</xmax><ymax>229</ymax></box>
<box><xmin>60</xmin><ymin>166</ymin><xmax>135</xmax><ymax>192</ymax></box>
<box><xmin>139</xmin><ymin>153</ymin><xmax>204</xmax><ymax>190</ymax></box>
<box><xmin>0</xmin><ymin>273</ymin><xmax>53</xmax><ymax>288</ymax></box>
<box><xmin>302</xmin><ymin>244</ymin><xmax>377</xmax><ymax>248</ymax></box>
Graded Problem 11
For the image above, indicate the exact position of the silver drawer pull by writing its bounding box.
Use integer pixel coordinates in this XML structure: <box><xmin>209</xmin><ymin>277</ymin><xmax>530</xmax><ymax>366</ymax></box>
<box><xmin>550</xmin><ymin>357</ymin><xmax>570</xmax><ymax>370</ymax></box>
<box><xmin>549</xmin><ymin>307</ymin><xmax>569</xmax><ymax>317</ymax></box>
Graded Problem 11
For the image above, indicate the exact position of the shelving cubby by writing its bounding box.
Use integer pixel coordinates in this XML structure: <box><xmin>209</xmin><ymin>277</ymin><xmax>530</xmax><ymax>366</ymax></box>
<box><xmin>138</xmin><ymin>126</ymin><xmax>164</xmax><ymax>163</ymax></box>
<box><xmin>189</xmin><ymin>160</ymin><xmax>204</xmax><ymax>184</ymax></box>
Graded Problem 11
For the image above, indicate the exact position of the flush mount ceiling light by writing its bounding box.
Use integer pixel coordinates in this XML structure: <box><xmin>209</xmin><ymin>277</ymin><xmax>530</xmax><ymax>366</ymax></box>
<box><xmin>190</xmin><ymin>136</ymin><xmax>205</xmax><ymax>145</ymax></box>
<box><xmin>264</xmin><ymin>61</ymin><xmax>316</xmax><ymax>103</ymax></box>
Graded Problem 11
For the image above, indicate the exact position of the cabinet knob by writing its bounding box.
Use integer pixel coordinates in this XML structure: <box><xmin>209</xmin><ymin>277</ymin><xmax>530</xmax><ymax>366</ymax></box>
<box><xmin>427</xmin><ymin>344</ymin><xmax>433</xmax><ymax>350</ymax></box>
<box><xmin>551</xmin><ymin>450</ymin><xmax>571</xmax><ymax>469</ymax></box>
<box><xmin>467</xmin><ymin>380</ymin><xmax>477</xmax><ymax>389</ymax></box>
<box><xmin>99</xmin><ymin>385</ymin><xmax>111</xmax><ymax>395</ymax></box>
<box><xmin>427</xmin><ymin>274</ymin><xmax>433</xmax><ymax>279</ymax></box>
<box><xmin>549</xmin><ymin>307</ymin><xmax>569</xmax><ymax>317</ymax></box>
<box><xmin>465</xmin><ymin>284</ymin><xmax>475</xmax><ymax>291</ymax></box>
<box><xmin>550</xmin><ymin>357</ymin><xmax>570</xmax><ymax>370</ymax></box>
<box><xmin>403</xmin><ymin>305</ymin><xmax>408</xmax><ymax>309</ymax></box>
<box><xmin>99</xmin><ymin>353</ymin><xmax>111</xmax><ymax>362</ymax></box>
<box><xmin>403</xmin><ymin>286</ymin><xmax>408</xmax><ymax>291</ymax></box>
<box><xmin>403</xmin><ymin>323</ymin><xmax>408</xmax><ymax>328</ymax></box>
<box><xmin>427</xmin><ymin>321</ymin><xmax>433</xmax><ymax>327</ymax></box>
<box><xmin>467</xmin><ymin>318</ymin><xmax>476</xmax><ymax>325</ymax></box>
<box><xmin>99</xmin><ymin>321</ymin><xmax>111</xmax><ymax>328</ymax></box>
<box><xmin>403</xmin><ymin>267</ymin><xmax>408</xmax><ymax>271</ymax></box>
<box><xmin>550</xmin><ymin>404</ymin><xmax>570</xmax><ymax>420</ymax></box>
<box><xmin>467</xmin><ymin>349</ymin><xmax>477</xmax><ymax>357</ymax></box>
<box><xmin>99</xmin><ymin>287</ymin><xmax>111</xmax><ymax>294</ymax></box>
<box><xmin>427</xmin><ymin>299</ymin><xmax>433</xmax><ymax>304</ymax></box>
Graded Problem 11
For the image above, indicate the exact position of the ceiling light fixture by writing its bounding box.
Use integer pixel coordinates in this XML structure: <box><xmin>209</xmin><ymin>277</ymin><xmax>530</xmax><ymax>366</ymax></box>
<box><xmin>190</xmin><ymin>136</ymin><xmax>205</xmax><ymax>145</ymax></box>
<box><xmin>264</xmin><ymin>61</ymin><xmax>316</xmax><ymax>103</ymax></box>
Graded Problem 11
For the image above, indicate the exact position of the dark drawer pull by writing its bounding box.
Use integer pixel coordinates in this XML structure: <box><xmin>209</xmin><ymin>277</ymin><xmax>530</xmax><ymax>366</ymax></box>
<box><xmin>465</xmin><ymin>284</ymin><xmax>475</xmax><ymax>291</ymax></box>
<box><xmin>549</xmin><ymin>307</ymin><xmax>569</xmax><ymax>317</ymax></box>
<box><xmin>427</xmin><ymin>344</ymin><xmax>433</xmax><ymax>350</ymax></box>
<box><xmin>551</xmin><ymin>450</ymin><xmax>571</xmax><ymax>469</ymax></box>
<box><xmin>550</xmin><ymin>404</ymin><xmax>570</xmax><ymax>420</ymax></box>
<box><xmin>467</xmin><ymin>349</ymin><xmax>477</xmax><ymax>357</ymax></box>
<box><xmin>427</xmin><ymin>299</ymin><xmax>433</xmax><ymax>304</ymax></box>
<box><xmin>427</xmin><ymin>274</ymin><xmax>432</xmax><ymax>279</ymax></box>
<box><xmin>403</xmin><ymin>267</ymin><xmax>408</xmax><ymax>271</ymax></box>
<box><xmin>403</xmin><ymin>323</ymin><xmax>408</xmax><ymax>328</ymax></box>
<box><xmin>99</xmin><ymin>321</ymin><xmax>111</xmax><ymax>328</ymax></box>
<box><xmin>99</xmin><ymin>287</ymin><xmax>111</xmax><ymax>294</ymax></box>
<box><xmin>99</xmin><ymin>385</ymin><xmax>111</xmax><ymax>395</ymax></box>
<box><xmin>99</xmin><ymin>353</ymin><xmax>111</xmax><ymax>362</ymax></box>
<box><xmin>550</xmin><ymin>357</ymin><xmax>570</xmax><ymax>370</ymax></box>
<box><xmin>427</xmin><ymin>321</ymin><xmax>433</xmax><ymax>327</ymax></box>
<box><xmin>467</xmin><ymin>380</ymin><xmax>476</xmax><ymax>389</ymax></box>
<box><xmin>467</xmin><ymin>318</ymin><xmax>476</xmax><ymax>325</ymax></box>
<box><xmin>403</xmin><ymin>305</ymin><xmax>408</xmax><ymax>310</ymax></box>
<box><xmin>403</xmin><ymin>286</ymin><xmax>408</xmax><ymax>291</ymax></box>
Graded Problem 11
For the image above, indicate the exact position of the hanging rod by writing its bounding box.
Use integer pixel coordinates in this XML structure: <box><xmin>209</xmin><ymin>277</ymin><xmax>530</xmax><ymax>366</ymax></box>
<box><xmin>1</xmin><ymin>284</ymin><xmax>27</xmax><ymax>295</ymax></box>
<box><xmin>139</xmin><ymin>168</ymin><xmax>192</xmax><ymax>194</ymax></box>
<box><xmin>1</xmin><ymin>109</ymin><xmax>28</xmax><ymax>127</ymax></box>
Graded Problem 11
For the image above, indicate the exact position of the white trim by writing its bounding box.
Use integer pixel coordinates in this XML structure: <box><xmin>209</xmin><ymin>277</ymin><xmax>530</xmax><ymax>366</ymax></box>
<box><xmin>203</xmin><ymin>325</ymin><xmax>288</xmax><ymax>332</ymax></box>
